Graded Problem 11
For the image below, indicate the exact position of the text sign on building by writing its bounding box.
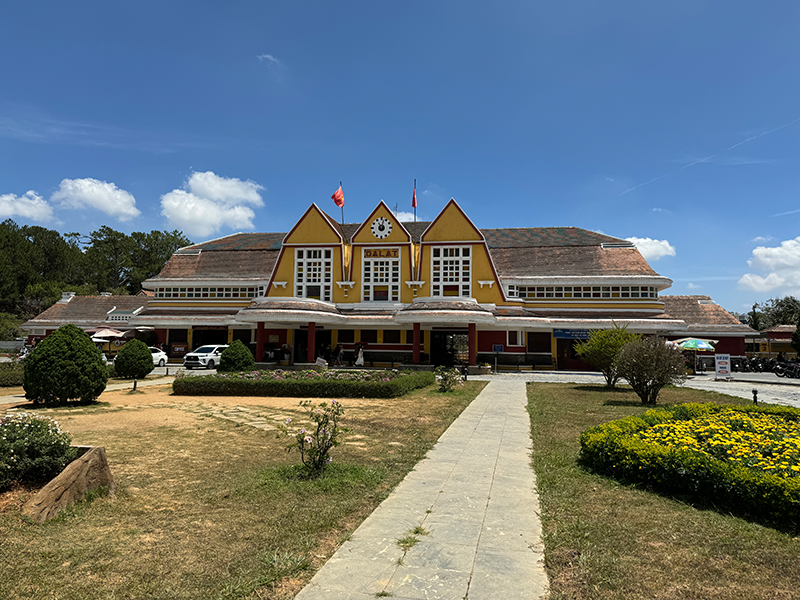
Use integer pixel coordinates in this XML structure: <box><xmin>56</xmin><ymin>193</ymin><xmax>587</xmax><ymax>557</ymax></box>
<box><xmin>492</xmin><ymin>344</ymin><xmax>504</xmax><ymax>353</ymax></box>
<box><xmin>553</xmin><ymin>329</ymin><xmax>591</xmax><ymax>340</ymax></box>
<box><xmin>715</xmin><ymin>354</ymin><xmax>731</xmax><ymax>378</ymax></box>
<box><xmin>364</xmin><ymin>248</ymin><xmax>399</xmax><ymax>258</ymax></box>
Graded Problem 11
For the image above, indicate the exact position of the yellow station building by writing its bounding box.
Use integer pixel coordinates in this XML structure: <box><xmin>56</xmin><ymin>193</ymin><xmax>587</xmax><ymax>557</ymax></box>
<box><xmin>121</xmin><ymin>198</ymin><xmax>750</xmax><ymax>369</ymax></box>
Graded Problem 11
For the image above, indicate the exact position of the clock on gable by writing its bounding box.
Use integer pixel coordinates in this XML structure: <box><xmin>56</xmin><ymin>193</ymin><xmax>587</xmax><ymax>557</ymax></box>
<box><xmin>370</xmin><ymin>217</ymin><xmax>393</xmax><ymax>239</ymax></box>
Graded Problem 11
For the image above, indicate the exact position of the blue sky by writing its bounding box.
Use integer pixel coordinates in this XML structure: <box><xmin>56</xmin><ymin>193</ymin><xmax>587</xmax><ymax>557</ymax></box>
<box><xmin>1</xmin><ymin>1</ymin><xmax>799</xmax><ymax>314</ymax></box>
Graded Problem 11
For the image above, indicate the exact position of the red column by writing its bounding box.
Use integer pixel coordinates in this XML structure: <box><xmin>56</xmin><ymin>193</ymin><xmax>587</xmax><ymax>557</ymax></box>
<box><xmin>413</xmin><ymin>323</ymin><xmax>421</xmax><ymax>364</ymax></box>
<box><xmin>469</xmin><ymin>322</ymin><xmax>477</xmax><ymax>366</ymax></box>
<box><xmin>307</xmin><ymin>322</ymin><xmax>316</xmax><ymax>363</ymax></box>
<box><xmin>256</xmin><ymin>322</ymin><xmax>265</xmax><ymax>362</ymax></box>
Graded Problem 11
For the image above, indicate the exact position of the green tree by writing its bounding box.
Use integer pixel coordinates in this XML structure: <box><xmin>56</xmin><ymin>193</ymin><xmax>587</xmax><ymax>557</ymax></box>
<box><xmin>218</xmin><ymin>339</ymin><xmax>255</xmax><ymax>372</ymax></box>
<box><xmin>82</xmin><ymin>226</ymin><xmax>135</xmax><ymax>291</ymax></box>
<box><xmin>615</xmin><ymin>336</ymin><xmax>687</xmax><ymax>405</ymax></box>
<box><xmin>113</xmin><ymin>339</ymin><xmax>155</xmax><ymax>379</ymax></box>
<box><xmin>0</xmin><ymin>312</ymin><xmax>23</xmax><ymax>341</ymax></box>
<box><xmin>23</xmin><ymin>324</ymin><xmax>108</xmax><ymax>405</ymax></box>
<box><xmin>747</xmin><ymin>303</ymin><xmax>764</xmax><ymax>331</ymax></box>
<box><xmin>128</xmin><ymin>230</ymin><xmax>192</xmax><ymax>294</ymax></box>
<box><xmin>792</xmin><ymin>316</ymin><xmax>800</xmax><ymax>355</ymax></box>
<box><xmin>575</xmin><ymin>323</ymin><xmax>640</xmax><ymax>389</ymax></box>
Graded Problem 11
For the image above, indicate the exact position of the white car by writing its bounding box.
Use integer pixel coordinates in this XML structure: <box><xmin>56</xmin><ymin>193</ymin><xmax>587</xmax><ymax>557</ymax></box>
<box><xmin>183</xmin><ymin>344</ymin><xmax>228</xmax><ymax>370</ymax></box>
<box><xmin>149</xmin><ymin>347</ymin><xmax>169</xmax><ymax>367</ymax></box>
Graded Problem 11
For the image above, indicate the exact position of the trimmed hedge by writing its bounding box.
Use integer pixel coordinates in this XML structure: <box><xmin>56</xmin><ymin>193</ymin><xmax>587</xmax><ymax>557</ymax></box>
<box><xmin>173</xmin><ymin>370</ymin><xmax>435</xmax><ymax>398</ymax></box>
<box><xmin>0</xmin><ymin>362</ymin><xmax>24</xmax><ymax>387</ymax></box>
<box><xmin>580</xmin><ymin>403</ymin><xmax>800</xmax><ymax>531</ymax></box>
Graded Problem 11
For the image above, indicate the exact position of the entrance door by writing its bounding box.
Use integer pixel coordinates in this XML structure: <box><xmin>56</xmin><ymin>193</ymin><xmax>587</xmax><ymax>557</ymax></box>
<box><xmin>292</xmin><ymin>329</ymin><xmax>332</xmax><ymax>363</ymax></box>
<box><xmin>556</xmin><ymin>338</ymin><xmax>593</xmax><ymax>370</ymax></box>
<box><xmin>192</xmin><ymin>328</ymin><xmax>228</xmax><ymax>349</ymax></box>
<box><xmin>431</xmin><ymin>331</ymin><xmax>469</xmax><ymax>367</ymax></box>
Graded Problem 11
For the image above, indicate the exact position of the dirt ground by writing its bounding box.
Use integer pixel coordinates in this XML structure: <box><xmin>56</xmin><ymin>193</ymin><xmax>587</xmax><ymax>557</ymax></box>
<box><xmin>1</xmin><ymin>382</ymin><xmax>400</xmax><ymax>514</ymax></box>
<box><xmin>1</xmin><ymin>382</ymin><xmax>394</xmax><ymax>435</ymax></box>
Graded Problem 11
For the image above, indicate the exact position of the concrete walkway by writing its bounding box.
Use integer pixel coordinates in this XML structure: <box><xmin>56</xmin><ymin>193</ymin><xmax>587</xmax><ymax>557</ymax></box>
<box><xmin>295</xmin><ymin>380</ymin><xmax>549</xmax><ymax>600</ymax></box>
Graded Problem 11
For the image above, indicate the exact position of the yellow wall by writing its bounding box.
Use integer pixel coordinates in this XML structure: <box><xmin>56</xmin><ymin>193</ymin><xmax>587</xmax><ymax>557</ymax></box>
<box><xmin>421</xmin><ymin>199</ymin><xmax>484</xmax><ymax>242</ymax></box>
<box><xmin>283</xmin><ymin>205</ymin><xmax>342</xmax><ymax>245</ymax></box>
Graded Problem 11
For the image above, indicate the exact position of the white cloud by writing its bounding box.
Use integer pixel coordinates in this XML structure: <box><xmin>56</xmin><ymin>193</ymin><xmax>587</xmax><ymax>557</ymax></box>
<box><xmin>0</xmin><ymin>190</ymin><xmax>54</xmax><ymax>221</ymax></box>
<box><xmin>752</xmin><ymin>235</ymin><xmax>774</xmax><ymax>243</ymax></box>
<box><xmin>392</xmin><ymin>211</ymin><xmax>416</xmax><ymax>222</ymax></box>
<box><xmin>738</xmin><ymin>237</ymin><xmax>800</xmax><ymax>294</ymax></box>
<box><xmin>687</xmin><ymin>283</ymin><xmax>700</xmax><ymax>290</ymax></box>
<box><xmin>160</xmin><ymin>171</ymin><xmax>264</xmax><ymax>238</ymax></box>
<box><xmin>51</xmin><ymin>178</ymin><xmax>140</xmax><ymax>221</ymax></box>
<box><xmin>651</xmin><ymin>207</ymin><xmax>671</xmax><ymax>214</ymax></box>
<box><xmin>257</xmin><ymin>54</ymin><xmax>282</xmax><ymax>67</ymax></box>
<box><xmin>626</xmin><ymin>237</ymin><xmax>676</xmax><ymax>261</ymax></box>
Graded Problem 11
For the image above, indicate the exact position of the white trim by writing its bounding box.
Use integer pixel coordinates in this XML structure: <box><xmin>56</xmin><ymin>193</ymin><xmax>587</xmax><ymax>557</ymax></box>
<box><xmin>478</xmin><ymin>280</ymin><xmax>495</xmax><ymax>289</ymax></box>
<box><xmin>336</xmin><ymin>281</ymin><xmax>356</xmax><ymax>288</ymax></box>
<box><xmin>405</xmin><ymin>281</ymin><xmax>425</xmax><ymax>287</ymax></box>
<box><xmin>500</xmin><ymin>275</ymin><xmax>673</xmax><ymax>289</ymax></box>
<box><xmin>272</xmin><ymin>281</ymin><xmax>287</xmax><ymax>289</ymax></box>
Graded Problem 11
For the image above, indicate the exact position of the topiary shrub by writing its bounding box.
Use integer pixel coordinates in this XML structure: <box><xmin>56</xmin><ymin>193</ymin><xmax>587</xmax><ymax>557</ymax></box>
<box><xmin>114</xmin><ymin>338</ymin><xmax>155</xmax><ymax>379</ymax></box>
<box><xmin>218</xmin><ymin>339</ymin><xmax>255</xmax><ymax>372</ymax></box>
<box><xmin>0</xmin><ymin>413</ymin><xmax>78</xmax><ymax>491</ymax></box>
<box><xmin>23</xmin><ymin>324</ymin><xmax>108</xmax><ymax>405</ymax></box>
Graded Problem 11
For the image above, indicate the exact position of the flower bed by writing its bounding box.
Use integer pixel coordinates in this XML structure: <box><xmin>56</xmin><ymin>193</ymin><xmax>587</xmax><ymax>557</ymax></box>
<box><xmin>579</xmin><ymin>402</ymin><xmax>800</xmax><ymax>530</ymax></box>
<box><xmin>172</xmin><ymin>369</ymin><xmax>435</xmax><ymax>398</ymax></box>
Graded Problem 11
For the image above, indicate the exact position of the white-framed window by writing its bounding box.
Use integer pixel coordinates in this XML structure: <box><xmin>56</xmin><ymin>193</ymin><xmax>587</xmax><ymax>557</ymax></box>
<box><xmin>431</xmin><ymin>246</ymin><xmax>471</xmax><ymax>298</ymax></box>
<box><xmin>155</xmin><ymin>286</ymin><xmax>259</xmax><ymax>299</ymax></box>
<box><xmin>295</xmin><ymin>248</ymin><xmax>332</xmax><ymax>301</ymax></box>
<box><xmin>362</xmin><ymin>248</ymin><xmax>400</xmax><ymax>302</ymax></box>
<box><xmin>507</xmin><ymin>330</ymin><xmax>525</xmax><ymax>346</ymax></box>
<box><xmin>510</xmin><ymin>285</ymin><xmax>659</xmax><ymax>300</ymax></box>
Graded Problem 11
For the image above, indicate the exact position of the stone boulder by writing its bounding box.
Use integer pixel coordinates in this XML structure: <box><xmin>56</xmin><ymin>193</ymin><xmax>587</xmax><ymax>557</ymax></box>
<box><xmin>23</xmin><ymin>446</ymin><xmax>116</xmax><ymax>523</ymax></box>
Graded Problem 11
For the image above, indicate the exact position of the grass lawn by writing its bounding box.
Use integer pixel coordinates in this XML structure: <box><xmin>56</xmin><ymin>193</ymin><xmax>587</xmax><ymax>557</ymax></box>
<box><xmin>528</xmin><ymin>382</ymin><xmax>800</xmax><ymax>600</ymax></box>
<box><xmin>0</xmin><ymin>380</ymin><xmax>486</xmax><ymax>600</ymax></box>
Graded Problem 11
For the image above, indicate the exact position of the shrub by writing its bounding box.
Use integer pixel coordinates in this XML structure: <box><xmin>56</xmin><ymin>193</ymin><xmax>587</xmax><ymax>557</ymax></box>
<box><xmin>579</xmin><ymin>403</ymin><xmax>800</xmax><ymax>531</ymax></box>
<box><xmin>278</xmin><ymin>400</ymin><xmax>348</xmax><ymax>478</ymax></box>
<box><xmin>434</xmin><ymin>366</ymin><xmax>464</xmax><ymax>392</ymax></box>
<box><xmin>218</xmin><ymin>339</ymin><xmax>255</xmax><ymax>372</ymax></box>
<box><xmin>0</xmin><ymin>413</ymin><xmax>78</xmax><ymax>491</ymax></box>
<box><xmin>0</xmin><ymin>361</ymin><xmax>24</xmax><ymax>387</ymax></box>
<box><xmin>575</xmin><ymin>323</ymin><xmax>639</xmax><ymax>389</ymax></box>
<box><xmin>615</xmin><ymin>335</ymin><xmax>686</xmax><ymax>404</ymax></box>
<box><xmin>23</xmin><ymin>324</ymin><xmax>108</xmax><ymax>405</ymax></box>
<box><xmin>113</xmin><ymin>339</ymin><xmax>154</xmax><ymax>379</ymax></box>
<box><xmin>173</xmin><ymin>369</ymin><xmax>434</xmax><ymax>398</ymax></box>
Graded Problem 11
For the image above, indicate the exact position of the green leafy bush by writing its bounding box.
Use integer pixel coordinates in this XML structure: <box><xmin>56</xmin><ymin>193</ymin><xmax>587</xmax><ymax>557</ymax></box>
<box><xmin>434</xmin><ymin>366</ymin><xmax>464</xmax><ymax>392</ymax></box>
<box><xmin>23</xmin><ymin>324</ymin><xmax>108</xmax><ymax>405</ymax></box>
<box><xmin>113</xmin><ymin>338</ymin><xmax>154</xmax><ymax>379</ymax></box>
<box><xmin>218</xmin><ymin>339</ymin><xmax>255</xmax><ymax>372</ymax></box>
<box><xmin>579</xmin><ymin>403</ymin><xmax>800</xmax><ymax>531</ymax></box>
<box><xmin>0</xmin><ymin>361</ymin><xmax>24</xmax><ymax>387</ymax></box>
<box><xmin>279</xmin><ymin>400</ymin><xmax>348</xmax><ymax>478</ymax></box>
<box><xmin>0</xmin><ymin>413</ymin><xmax>78</xmax><ymax>491</ymax></box>
<box><xmin>173</xmin><ymin>369</ymin><xmax>434</xmax><ymax>398</ymax></box>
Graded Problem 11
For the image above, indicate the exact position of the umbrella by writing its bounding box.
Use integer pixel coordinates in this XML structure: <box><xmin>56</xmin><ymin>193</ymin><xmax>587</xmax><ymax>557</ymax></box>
<box><xmin>89</xmin><ymin>328</ymin><xmax>126</xmax><ymax>343</ymax></box>
<box><xmin>676</xmin><ymin>338</ymin><xmax>716</xmax><ymax>351</ymax></box>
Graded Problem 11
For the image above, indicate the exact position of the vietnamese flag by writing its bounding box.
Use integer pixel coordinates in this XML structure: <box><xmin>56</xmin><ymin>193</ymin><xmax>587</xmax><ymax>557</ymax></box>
<box><xmin>331</xmin><ymin>185</ymin><xmax>344</xmax><ymax>208</ymax></box>
<box><xmin>412</xmin><ymin>182</ymin><xmax>417</xmax><ymax>208</ymax></box>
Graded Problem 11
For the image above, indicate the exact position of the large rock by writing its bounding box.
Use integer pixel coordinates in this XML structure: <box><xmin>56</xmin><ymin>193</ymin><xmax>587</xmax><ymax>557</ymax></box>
<box><xmin>23</xmin><ymin>446</ymin><xmax>116</xmax><ymax>523</ymax></box>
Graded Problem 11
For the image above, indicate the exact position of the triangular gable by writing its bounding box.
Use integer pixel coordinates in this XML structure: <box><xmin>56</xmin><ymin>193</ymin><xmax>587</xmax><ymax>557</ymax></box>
<box><xmin>283</xmin><ymin>203</ymin><xmax>344</xmax><ymax>245</ymax></box>
<box><xmin>420</xmin><ymin>198</ymin><xmax>485</xmax><ymax>243</ymax></box>
<box><xmin>350</xmin><ymin>200</ymin><xmax>412</xmax><ymax>244</ymax></box>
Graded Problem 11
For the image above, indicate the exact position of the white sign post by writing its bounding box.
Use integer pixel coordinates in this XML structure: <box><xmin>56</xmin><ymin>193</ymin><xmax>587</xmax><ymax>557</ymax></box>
<box><xmin>715</xmin><ymin>354</ymin><xmax>731</xmax><ymax>380</ymax></box>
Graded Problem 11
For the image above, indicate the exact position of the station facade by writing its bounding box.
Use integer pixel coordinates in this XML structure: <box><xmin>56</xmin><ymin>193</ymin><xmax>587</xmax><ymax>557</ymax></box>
<box><xmin>126</xmin><ymin>198</ymin><xmax>732</xmax><ymax>369</ymax></box>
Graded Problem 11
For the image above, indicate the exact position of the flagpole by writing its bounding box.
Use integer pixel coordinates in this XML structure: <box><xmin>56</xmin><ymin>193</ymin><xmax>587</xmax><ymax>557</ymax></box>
<box><xmin>340</xmin><ymin>181</ymin><xmax>344</xmax><ymax>225</ymax></box>
<box><xmin>414</xmin><ymin>179</ymin><xmax>417</xmax><ymax>222</ymax></box>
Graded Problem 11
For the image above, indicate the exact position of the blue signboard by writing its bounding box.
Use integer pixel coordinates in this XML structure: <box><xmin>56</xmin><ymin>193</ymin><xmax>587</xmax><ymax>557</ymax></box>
<box><xmin>553</xmin><ymin>329</ymin><xmax>591</xmax><ymax>340</ymax></box>
<box><xmin>492</xmin><ymin>344</ymin><xmax>504</xmax><ymax>353</ymax></box>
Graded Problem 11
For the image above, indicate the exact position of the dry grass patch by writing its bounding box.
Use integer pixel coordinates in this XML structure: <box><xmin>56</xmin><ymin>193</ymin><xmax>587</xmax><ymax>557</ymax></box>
<box><xmin>528</xmin><ymin>383</ymin><xmax>800</xmax><ymax>600</ymax></box>
<box><xmin>0</xmin><ymin>380</ymin><xmax>485</xmax><ymax>600</ymax></box>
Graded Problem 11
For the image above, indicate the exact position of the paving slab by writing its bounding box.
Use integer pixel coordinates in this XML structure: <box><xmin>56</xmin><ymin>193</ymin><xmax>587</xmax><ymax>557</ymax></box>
<box><xmin>294</xmin><ymin>380</ymin><xmax>548</xmax><ymax>599</ymax></box>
